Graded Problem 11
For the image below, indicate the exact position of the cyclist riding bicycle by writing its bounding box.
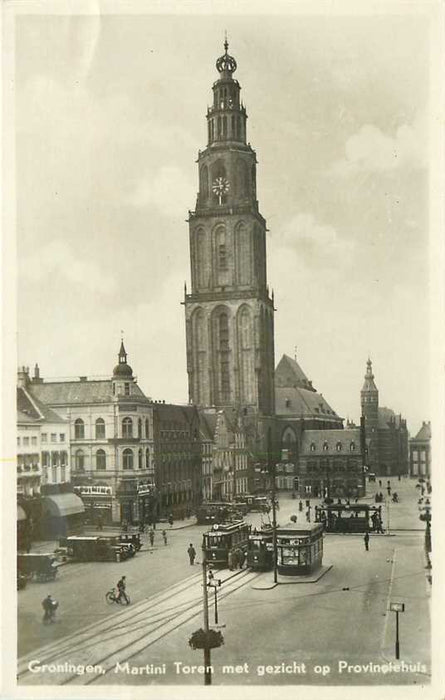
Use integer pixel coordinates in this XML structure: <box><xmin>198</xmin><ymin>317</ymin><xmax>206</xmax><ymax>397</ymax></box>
<box><xmin>116</xmin><ymin>576</ymin><xmax>129</xmax><ymax>604</ymax></box>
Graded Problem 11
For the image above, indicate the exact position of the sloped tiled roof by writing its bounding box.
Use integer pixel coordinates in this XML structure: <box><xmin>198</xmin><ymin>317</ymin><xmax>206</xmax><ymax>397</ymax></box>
<box><xmin>154</xmin><ymin>403</ymin><xmax>197</xmax><ymax>427</ymax></box>
<box><xmin>301</xmin><ymin>428</ymin><xmax>361</xmax><ymax>455</ymax></box>
<box><xmin>275</xmin><ymin>354</ymin><xmax>315</xmax><ymax>391</ymax></box>
<box><xmin>30</xmin><ymin>380</ymin><xmax>147</xmax><ymax>405</ymax></box>
<box><xmin>412</xmin><ymin>422</ymin><xmax>431</xmax><ymax>441</ymax></box>
<box><xmin>275</xmin><ymin>386</ymin><xmax>340</xmax><ymax>420</ymax></box>
<box><xmin>17</xmin><ymin>388</ymin><xmax>41</xmax><ymax>421</ymax></box>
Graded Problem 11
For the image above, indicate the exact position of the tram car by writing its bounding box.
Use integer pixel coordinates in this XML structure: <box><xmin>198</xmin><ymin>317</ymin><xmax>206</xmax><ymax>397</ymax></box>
<box><xmin>314</xmin><ymin>503</ymin><xmax>383</xmax><ymax>533</ymax></box>
<box><xmin>276</xmin><ymin>523</ymin><xmax>324</xmax><ymax>576</ymax></box>
<box><xmin>196</xmin><ymin>502</ymin><xmax>244</xmax><ymax>525</ymax></box>
<box><xmin>247</xmin><ymin>525</ymin><xmax>274</xmax><ymax>571</ymax></box>
<box><xmin>203</xmin><ymin>521</ymin><xmax>251</xmax><ymax>568</ymax></box>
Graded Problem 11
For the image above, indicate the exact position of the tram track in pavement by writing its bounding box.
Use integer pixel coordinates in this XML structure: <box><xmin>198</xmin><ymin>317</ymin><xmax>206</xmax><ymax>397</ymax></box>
<box><xmin>18</xmin><ymin>567</ymin><xmax>260</xmax><ymax>686</ymax></box>
<box><xmin>17</xmin><ymin>568</ymin><xmax>203</xmax><ymax>677</ymax></box>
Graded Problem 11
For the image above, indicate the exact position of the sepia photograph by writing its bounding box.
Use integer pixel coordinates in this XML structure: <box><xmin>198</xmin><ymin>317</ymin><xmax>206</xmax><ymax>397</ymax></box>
<box><xmin>2</xmin><ymin>0</ymin><xmax>444</xmax><ymax>696</ymax></box>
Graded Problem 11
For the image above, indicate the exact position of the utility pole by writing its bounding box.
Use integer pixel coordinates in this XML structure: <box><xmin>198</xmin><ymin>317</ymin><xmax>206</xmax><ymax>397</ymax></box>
<box><xmin>386</xmin><ymin>495</ymin><xmax>391</xmax><ymax>536</ymax></box>
<box><xmin>201</xmin><ymin>544</ymin><xmax>212</xmax><ymax>685</ymax></box>
<box><xmin>271</xmin><ymin>461</ymin><xmax>278</xmax><ymax>584</ymax></box>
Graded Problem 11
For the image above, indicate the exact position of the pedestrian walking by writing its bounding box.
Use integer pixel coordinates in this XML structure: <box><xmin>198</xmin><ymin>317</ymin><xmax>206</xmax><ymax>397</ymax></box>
<box><xmin>306</xmin><ymin>509</ymin><xmax>311</xmax><ymax>522</ymax></box>
<box><xmin>162</xmin><ymin>529</ymin><xmax>168</xmax><ymax>545</ymax></box>
<box><xmin>227</xmin><ymin>549</ymin><xmax>234</xmax><ymax>570</ymax></box>
<box><xmin>187</xmin><ymin>543</ymin><xmax>196</xmax><ymax>565</ymax></box>
<box><xmin>238</xmin><ymin>548</ymin><xmax>246</xmax><ymax>569</ymax></box>
<box><xmin>299</xmin><ymin>500</ymin><xmax>303</xmax><ymax>512</ymax></box>
<box><xmin>364</xmin><ymin>532</ymin><xmax>370</xmax><ymax>551</ymax></box>
<box><xmin>42</xmin><ymin>594</ymin><xmax>58</xmax><ymax>623</ymax></box>
<box><xmin>168</xmin><ymin>513</ymin><xmax>174</xmax><ymax>528</ymax></box>
<box><xmin>378</xmin><ymin>480</ymin><xmax>382</xmax><ymax>487</ymax></box>
<box><xmin>149</xmin><ymin>528</ymin><xmax>155</xmax><ymax>547</ymax></box>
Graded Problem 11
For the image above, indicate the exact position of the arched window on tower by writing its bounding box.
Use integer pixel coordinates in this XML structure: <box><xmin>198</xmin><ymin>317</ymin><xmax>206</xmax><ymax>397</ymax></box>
<box><xmin>236</xmin><ymin>222</ymin><xmax>251</xmax><ymax>285</ymax></box>
<box><xmin>212</xmin><ymin>308</ymin><xmax>231</xmax><ymax>404</ymax></box>
<box><xmin>138</xmin><ymin>418</ymin><xmax>142</xmax><ymax>438</ymax></box>
<box><xmin>199</xmin><ymin>165</ymin><xmax>209</xmax><ymax>200</ymax></box>
<box><xmin>145</xmin><ymin>418</ymin><xmax>150</xmax><ymax>439</ymax></box>
<box><xmin>196</xmin><ymin>229</ymin><xmax>207</xmax><ymax>288</ymax></box>
<box><xmin>237</xmin><ymin>305</ymin><xmax>254</xmax><ymax>404</ymax></box>
<box><xmin>138</xmin><ymin>449</ymin><xmax>143</xmax><ymax>469</ymax></box>
<box><xmin>75</xmin><ymin>449</ymin><xmax>85</xmax><ymax>471</ymax></box>
<box><xmin>236</xmin><ymin>160</ymin><xmax>249</xmax><ymax>199</ymax></box>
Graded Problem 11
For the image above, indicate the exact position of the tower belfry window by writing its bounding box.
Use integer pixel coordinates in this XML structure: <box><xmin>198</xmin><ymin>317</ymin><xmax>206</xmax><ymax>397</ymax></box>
<box><xmin>219</xmin><ymin>244</ymin><xmax>227</xmax><ymax>270</ymax></box>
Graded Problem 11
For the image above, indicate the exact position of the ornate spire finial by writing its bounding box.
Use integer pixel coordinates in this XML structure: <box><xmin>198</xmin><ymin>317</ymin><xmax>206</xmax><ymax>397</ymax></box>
<box><xmin>224</xmin><ymin>31</ymin><xmax>228</xmax><ymax>54</ymax></box>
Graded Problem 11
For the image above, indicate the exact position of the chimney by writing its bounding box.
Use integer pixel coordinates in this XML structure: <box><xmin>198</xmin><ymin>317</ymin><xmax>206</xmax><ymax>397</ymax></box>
<box><xmin>79</xmin><ymin>376</ymin><xmax>87</xmax><ymax>382</ymax></box>
<box><xmin>17</xmin><ymin>366</ymin><xmax>30</xmax><ymax>389</ymax></box>
<box><xmin>33</xmin><ymin>363</ymin><xmax>43</xmax><ymax>383</ymax></box>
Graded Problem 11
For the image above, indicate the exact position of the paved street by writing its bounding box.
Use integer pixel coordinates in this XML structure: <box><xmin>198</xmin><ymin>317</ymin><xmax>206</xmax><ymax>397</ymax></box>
<box><xmin>18</xmin><ymin>478</ymin><xmax>431</xmax><ymax>686</ymax></box>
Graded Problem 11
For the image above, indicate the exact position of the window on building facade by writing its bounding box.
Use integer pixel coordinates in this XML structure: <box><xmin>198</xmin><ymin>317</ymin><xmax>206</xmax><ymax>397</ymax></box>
<box><xmin>52</xmin><ymin>466</ymin><xmax>57</xmax><ymax>482</ymax></box>
<box><xmin>123</xmin><ymin>448</ymin><xmax>133</xmax><ymax>470</ymax></box>
<box><xmin>146</xmin><ymin>448</ymin><xmax>150</xmax><ymax>469</ymax></box>
<box><xmin>23</xmin><ymin>437</ymin><xmax>29</xmax><ymax>446</ymax></box>
<box><xmin>74</xmin><ymin>419</ymin><xmax>85</xmax><ymax>439</ymax></box>
<box><xmin>59</xmin><ymin>433</ymin><xmax>65</xmax><ymax>443</ymax></box>
<box><xmin>95</xmin><ymin>418</ymin><xmax>105</xmax><ymax>439</ymax></box>
<box><xmin>41</xmin><ymin>433</ymin><xmax>47</xmax><ymax>443</ymax></box>
<box><xmin>323</xmin><ymin>442</ymin><xmax>328</xmax><ymax>451</ymax></box>
<box><xmin>145</xmin><ymin>418</ymin><xmax>149</xmax><ymax>438</ymax></box>
<box><xmin>75</xmin><ymin>449</ymin><xmax>84</xmax><ymax>471</ymax></box>
<box><xmin>122</xmin><ymin>417</ymin><xmax>133</xmax><ymax>438</ymax></box>
<box><xmin>138</xmin><ymin>449</ymin><xmax>143</xmax><ymax>469</ymax></box>
<box><xmin>350</xmin><ymin>442</ymin><xmax>356</xmax><ymax>451</ymax></box>
<box><xmin>42</xmin><ymin>452</ymin><xmax>49</xmax><ymax>467</ymax></box>
<box><xmin>60</xmin><ymin>451</ymin><xmax>67</xmax><ymax>466</ymax></box>
<box><xmin>31</xmin><ymin>436</ymin><xmax>37</xmax><ymax>446</ymax></box>
<box><xmin>138</xmin><ymin>419</ymin><xmax>142</xmax><ymax>438</ymax></box>
<box><xmin>51</xmin><ymin>433</ymin><xmax>57</xmax><ymax>442</ymax></box>
<box><xmin>61</xmin><ymin>466</ymin><xmax>66</xmax><ymax>482</ymax></box>
<box><xmin>336</xmin><ymin>442</ymin><xmax>342</xmax><ymax>452</ymax></box>
<box><xmin>17</xmin><ymin>437</ymin><xmax>20</xmax><ymax>446</ymax></box>
<box><xmin>96</xmin><ymin>449</ymin><xmax>106</xmax><ymax>470</ymax></box>
<box><xmin>124</xmin><ymin>383</ymin><xmax>130</xmax><ymax>396</ymax></box>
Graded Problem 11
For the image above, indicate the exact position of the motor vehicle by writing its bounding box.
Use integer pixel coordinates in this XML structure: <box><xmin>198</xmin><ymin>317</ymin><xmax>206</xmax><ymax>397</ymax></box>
<box><xmin>246</xmin><ymin>525</ymin><xmax>274</xmax><ymax>571</ymax></box>
<box><xmin>17</xmin><ymin>553</ymin><xmax>59</xmax><ymax>582</ymax></box>
<box><xmin>57</xmin><ymin>536</ymin><xmax>133</xmax><ymax>563</ymax></box>
<box><xmin>119</xmin><ymin>533</ymin><xmax>142</xmax><ymax>551</ymax></box>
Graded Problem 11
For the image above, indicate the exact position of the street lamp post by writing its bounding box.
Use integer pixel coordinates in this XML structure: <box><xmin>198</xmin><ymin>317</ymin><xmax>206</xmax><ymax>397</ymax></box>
<box><xmin>201</xmin><ymin>544</ymin><xmax>212</xmax><ymax>686</ymax></box>
<box><xmin>389</xmin><ymin>602</ymin><xmax>405</xmax><ymax>659</ymax></box>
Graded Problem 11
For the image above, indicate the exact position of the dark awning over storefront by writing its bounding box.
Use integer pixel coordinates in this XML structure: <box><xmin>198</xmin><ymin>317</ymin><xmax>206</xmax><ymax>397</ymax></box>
<box><xmin>43</xmin><ymin>493</ymin><xmax>85</xmax><ymax>518</ymax></box>
<box><xmin>17</xmin><ymin>506</ymin><xmax>27</xmax><ymax>521</ymax></box>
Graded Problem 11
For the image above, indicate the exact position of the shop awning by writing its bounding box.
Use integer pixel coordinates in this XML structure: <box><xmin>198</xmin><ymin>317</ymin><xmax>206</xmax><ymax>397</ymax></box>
<box><xmin>43</xmin><ymin>493</ymin><xmax>85</xmax><ymax>518</ymax></box>
<box><xmin>17</xmin><ymin>506</ymin><xmax>27</xmax><ymax>521</ymax></box>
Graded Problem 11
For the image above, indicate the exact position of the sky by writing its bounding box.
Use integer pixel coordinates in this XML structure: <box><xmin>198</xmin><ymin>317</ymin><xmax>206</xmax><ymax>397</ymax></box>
<box><xmin>14</xmin><ymin>6</ymin><xmax>435</xmax><ymax>433</ymax></box>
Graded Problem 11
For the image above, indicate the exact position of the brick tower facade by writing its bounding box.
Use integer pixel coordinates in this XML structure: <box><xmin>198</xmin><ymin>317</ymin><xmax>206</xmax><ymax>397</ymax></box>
<box><xmin>184</xmin><ymin>40</ymin><xmax>275</xmax><ymax>423</ymax></box>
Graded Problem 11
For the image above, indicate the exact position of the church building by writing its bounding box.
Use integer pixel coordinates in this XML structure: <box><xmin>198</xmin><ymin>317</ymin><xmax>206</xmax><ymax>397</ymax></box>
<box><xmin>184</xmin><ymin>40</ymin><xmax>276</xmax><ymax>469</ymax></box>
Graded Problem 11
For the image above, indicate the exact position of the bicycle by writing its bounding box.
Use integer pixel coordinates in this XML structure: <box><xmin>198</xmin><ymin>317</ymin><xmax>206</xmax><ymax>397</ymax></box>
<box><xmin>105</xmin><ymin>587</ymin><xmax>131</xmax><ymax>605</ymax></box>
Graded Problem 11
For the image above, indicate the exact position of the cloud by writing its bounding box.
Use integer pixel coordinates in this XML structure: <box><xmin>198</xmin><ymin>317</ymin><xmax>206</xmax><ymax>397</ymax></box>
<box><xmin>273</xmin><ymin>212</ymin><xmax>355</xmax><ymax>266</ymax></box>
<box><xmin>124</xmin><ymin>165</ymin><xmax>195</xmax><ymax>218</ymax></box>
<box><xmin>330</xmin><ymin>120</ymin><xmax>425</xmax><ymax>176</ymax></box>
<box><xmin>20</xmin><ymin>240</ymin><xmax>117</xmax><ymax>296</ymax></box>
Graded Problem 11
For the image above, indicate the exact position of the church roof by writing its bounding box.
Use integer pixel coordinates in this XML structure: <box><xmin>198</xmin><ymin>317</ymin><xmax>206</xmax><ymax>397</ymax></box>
<box><xmin>275</xmin><ymin>354</ymin><xmax>315</xmax><ymax>391</ymax></box>
<box><xmin>29</xmin><ymin>379</ymin><xmax>147</xmax><ymax>406</ymax></box>
<box><xmin>412</xmin><ymin>421</ymin><xmax>431</xmax><ymax>441</ymax></box>
<box><xmin>361</xmin><ymin>358</ymin><xmax>378</xmax><ymax>393</ymax></box>
<box><xmin>300</xmin><ymin>428</ymin><xmax>362</xmax><ymax>455</ymax></box>
<box><xmin>275</xmin><ymin>386</ymin><xmax>341</xmax><ymax>421</ymax></box>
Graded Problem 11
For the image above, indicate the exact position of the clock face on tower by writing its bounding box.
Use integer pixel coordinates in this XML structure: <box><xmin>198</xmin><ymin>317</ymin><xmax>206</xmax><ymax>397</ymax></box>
<box><xmin>212</xmin><ymin>176</ymin><xmax>230</xmax><ymax>204</ymax></box>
